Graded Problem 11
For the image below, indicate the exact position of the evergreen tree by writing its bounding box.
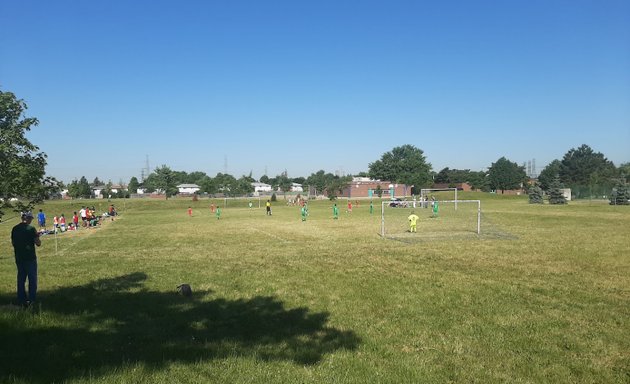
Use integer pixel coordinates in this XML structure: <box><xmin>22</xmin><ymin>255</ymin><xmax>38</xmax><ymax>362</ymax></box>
<box><xmin>528</xmin><ymin>185</ymin><xmax>544</xmax><ymax>204</ymax></box>
<box><xmin>538</xmin><ymin>160</ymin><xmax>561</xmax><ymax>191</ymax></box>
<box><xmin>609</xmin><ymin>179</ymin><xmax>630</xmax><ymax>205</ymax></box>
<box><xmin>547</xmin><ymin>176</ymin><xmax>567</xmax><ymax>205</ymax></box>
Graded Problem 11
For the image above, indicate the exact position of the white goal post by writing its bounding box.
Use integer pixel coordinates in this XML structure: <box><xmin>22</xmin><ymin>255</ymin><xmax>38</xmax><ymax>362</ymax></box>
<box><xmin>380</xmin><ymin>199</ymin><xmax>481</xmax><ymax>238</ymax></box>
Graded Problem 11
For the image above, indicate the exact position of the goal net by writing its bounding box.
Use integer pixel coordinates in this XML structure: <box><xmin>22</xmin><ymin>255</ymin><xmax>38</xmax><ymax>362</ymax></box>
<box><xmin>380</xmin><ymin>199</ymin><xmax>481</xmax><ymax>240</ymax></box>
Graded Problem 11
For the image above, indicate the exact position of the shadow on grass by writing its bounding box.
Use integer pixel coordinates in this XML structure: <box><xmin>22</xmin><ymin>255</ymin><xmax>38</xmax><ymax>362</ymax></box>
<box><xmin>0</xmin><ymin>272</ymin><xmax>360</xmax><ymax>383</ymax></box>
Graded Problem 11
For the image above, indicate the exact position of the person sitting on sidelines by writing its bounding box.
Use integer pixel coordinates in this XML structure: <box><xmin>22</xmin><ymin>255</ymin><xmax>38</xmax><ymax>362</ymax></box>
<box><xmin>59</xmin><ymin>214</ymin><xmax>67</xmax><ymax>232</ymax></box>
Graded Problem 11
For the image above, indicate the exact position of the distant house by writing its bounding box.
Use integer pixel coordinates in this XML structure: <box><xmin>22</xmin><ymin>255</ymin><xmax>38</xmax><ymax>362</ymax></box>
<box><xmin>92</xmin><ymin>184</ymin><xmax>127</xmax><ymax>198</ymax></box>
<box><xmin>177</xmin><ymin>184</ymin><xmax>200</xmax><ymax>195</ymax></box>
<box><xmin>252</xmin><ymin>182</ymin><xmax>272</xmax><ymax>193</ymax></box>
<box><xmin>291</xmin><ymin>183</ymin><xmax>303</xmax><ymax>192</ymax></box>
<box><xmin>110</xmin><ymin>184</ymin><xmax>125</xmax><ymax>194</ymax></box>
<box><xmin>92</xmin><ymin>185</ymin><xmax>106</xmax><ymax>198</ymax></box>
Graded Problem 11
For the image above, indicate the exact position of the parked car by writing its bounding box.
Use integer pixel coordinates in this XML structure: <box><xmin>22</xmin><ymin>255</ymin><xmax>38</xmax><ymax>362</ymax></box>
<box><xmin>389</xmin><ymin>198</ymin><xmax>408</xmax><ymax>208</ymax></box>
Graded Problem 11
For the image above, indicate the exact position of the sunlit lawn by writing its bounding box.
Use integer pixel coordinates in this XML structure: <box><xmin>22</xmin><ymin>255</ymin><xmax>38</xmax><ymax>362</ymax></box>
<box><xmin>0</xmin><ymin>193</ymin><xmax>628</xmax><ymax>383</ymax></box>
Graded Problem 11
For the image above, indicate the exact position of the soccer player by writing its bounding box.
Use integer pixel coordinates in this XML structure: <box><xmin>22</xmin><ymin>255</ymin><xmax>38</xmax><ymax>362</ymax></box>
<box><xmin>369</xmin><ymin>201</ymin><xmax>374</xmax><ymax>215</ymax></box>
<box><xmin>188</xmin><ymin>207</ymin><xmax>193</xmax><ymax>217</ymax></box>
<box><xmin>266</xmin><ymin>200</ymin><xmax>272</xmax><ymax>216</ymax></box>
<box><xmin>216</xmin><ymin>206</ymin><xmax>221</xmax><ymax>220</ymax></box>
<box><xmin>347</xmin><ymin>201</ymin><xmax>352</xmax><ymax>213</ymax></box>
<box><xmin>432</xmin><ymin>200</ymin><xmax>439</xmax><ymax>218</ymax></box>
<box><xmin>333</xmin><ymin>203</ymin><xmax>339</xmax><ymax>220</ymax></box>
<box><xmin>301</xmin><ymin>205</ymin><xmax>307</xmax><ymax>221</ymax></box>
<box><xmin>408</xmin><ymin>211</ymin><xmax>419</xmax><ymax>233</ymax></box>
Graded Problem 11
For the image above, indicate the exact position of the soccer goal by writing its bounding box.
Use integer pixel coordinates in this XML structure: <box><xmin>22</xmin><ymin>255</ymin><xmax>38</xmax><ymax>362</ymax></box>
<box><xmin>380</xmin><ymin>199</ymin><xmax>481</xmax><ymax>240</ymax></box>
<box><xmin>420</xmin><ymin>188</ymin><xmax>458</xmax><ymax>210</ymax></box>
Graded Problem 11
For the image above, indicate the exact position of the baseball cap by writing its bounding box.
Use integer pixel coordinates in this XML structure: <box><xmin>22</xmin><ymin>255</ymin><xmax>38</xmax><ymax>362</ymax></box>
<box><xmin>21</xmin><ymin>211</ymin><xmax>34</xmax><ymax>219</ymax></box>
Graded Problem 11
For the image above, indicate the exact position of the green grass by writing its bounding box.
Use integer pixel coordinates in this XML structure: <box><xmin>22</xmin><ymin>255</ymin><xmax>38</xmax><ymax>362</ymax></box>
<box><xmin>1</xmin><ymin>194</ymin><xmax>629</xmax><ymax>383</ymax></box>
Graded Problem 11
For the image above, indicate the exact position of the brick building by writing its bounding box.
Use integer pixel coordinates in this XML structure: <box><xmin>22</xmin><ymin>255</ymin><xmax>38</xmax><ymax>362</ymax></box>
<box><xmin>341</xmin><ymin>177</ymin><xmax>412</xmax><ymax>199</ymax></box>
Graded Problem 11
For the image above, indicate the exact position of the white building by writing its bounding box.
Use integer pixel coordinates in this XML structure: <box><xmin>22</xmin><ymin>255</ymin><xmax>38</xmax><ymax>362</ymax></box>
<box><xmin>252</xmin><ymin>182</ymin><xmax>272</xmax><ymax>193</ymax></box>
<box><xmin>177</xmin><ymin>184</ymin><xmax>200</xmax><ymax>194</ymax></box>
<box><xmin>291</xmin><ymin>183</ymin><xmax>303</xmax><ymax>192</ymax></box>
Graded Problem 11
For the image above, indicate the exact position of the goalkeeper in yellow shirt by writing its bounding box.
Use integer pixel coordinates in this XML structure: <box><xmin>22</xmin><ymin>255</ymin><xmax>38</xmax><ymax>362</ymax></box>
<box><xmin>408</xmin><ymin>211</ymin><xmax>419</xmax><ymax>233</ymax></box>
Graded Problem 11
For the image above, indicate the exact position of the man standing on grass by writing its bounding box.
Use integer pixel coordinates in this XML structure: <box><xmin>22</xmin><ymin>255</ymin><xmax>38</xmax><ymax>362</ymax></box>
<box><xmin>408</xmin><ymin>211</ymin><xmax>419</xmax><ymax>233</ymax></box>
<box><xmin>266</xmin><ymin>200</ymin><xmax>272</xmax><ymax>216</ymax></box>
<box><xmin>333</xmin><ymin>203</ymin><xmax>339</xmax><ymax>220</ymax></box>
<box><xmin>216</xmin><ymin>205</ymin><xmax>221</xmax><ymax>220</ymax></box>
<box><xmin>37</xmin><ymin>209</ymin><xmax>46</xmax><ymax>230</ymax></box>
<box><xmin>11</xmin><ymin>211</ymin><xmax>41</xmax><ymax>308</ymax></box>
<box><xmin>301</xmin><ymin>205</ymin><xmax>307</xmax><ymax>221</ymax></box>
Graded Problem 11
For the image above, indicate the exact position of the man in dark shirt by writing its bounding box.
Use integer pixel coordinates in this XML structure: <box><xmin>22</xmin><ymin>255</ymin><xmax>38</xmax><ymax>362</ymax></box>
<box><xmin>11</xmin><ymin>211</ymin><xmax>41</xmax><ymax>307</ymax></box>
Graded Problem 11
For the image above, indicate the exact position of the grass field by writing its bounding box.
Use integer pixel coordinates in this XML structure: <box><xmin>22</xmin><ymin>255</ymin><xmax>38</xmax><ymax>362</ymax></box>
<box><xmin>1</xmin><ymin>193</ymin><xmax>629</xmax><ymax>383</ymax></box>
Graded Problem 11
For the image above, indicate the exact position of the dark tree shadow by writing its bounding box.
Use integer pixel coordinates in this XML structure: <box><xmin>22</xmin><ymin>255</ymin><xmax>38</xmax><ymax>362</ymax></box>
<box><xmin>0</xmin><ymin>272</ymin><xmax>360</xmax><ymax>383</ymax></box>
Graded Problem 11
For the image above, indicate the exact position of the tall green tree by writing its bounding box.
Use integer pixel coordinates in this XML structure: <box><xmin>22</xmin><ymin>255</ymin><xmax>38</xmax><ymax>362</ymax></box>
<box><xmin>128</xmin><ymin>177</ymin><xmax>140</xmax><ymax>194</ymax></box>
<box><xmin>186</xmin><ymin>171</ymin><xmax>208</xmax><ymax>185</ymax></box>
<box><xmin>67</xmin><ymin>176</ymin><xmax>91</xmax><ymax>199</ymax></box>
<box><xmin>213</xmin><ymin>173</ymin><xmax>237</xmax><ymax>196</ymax></box>
<box><xmin>152</xmin><ymin>165</ymin><xmax>178</xmax><ymax>198</ymax></box>
<box><xmin>305</xmin><ymin>170</ymin><xmax>331</xmax><ymax>195</ymax></box>
<box><xmin>434</xmin><ymin>167</ymin><xmax>488</xmax><ymax>191</ymax></box>
<box><xmin>368</xmin><ymin>144</ymin><xmax>432</xmax><ymax>194</ymax></box>
<box><xmin>292</xmin><ymin>177</ymin><xmax>306</xmax><ymax>185</ymax></box>
<box><xmin>538</xmin><ymin>160</ymin><xmax>562</xmax><ymax>191</ymax></box>
<box><xmin>617</xmin><ymin>163</ymin><xmax>630</xmax><ymax>180</ymax></box>
<box><xmin>232</xmin><ymin>176</ymin><xmax>255</xmax><ymax>196</ymax></box>
<box><xmin>559</xmin><ymin>144</ymin><xmax>616</xmax><ymax>187</ymax></box>
<box><xmin>0</xmin><ymin>90</ymin><xmax>59</xmax><ymax>218</ymax></box>
<box><xmin>275</xmin><ymin>172</ymin><xmax>292</xmax><ymax>198</ymax></box>
<box><xmin>487</xmin><ymin>157</ymin><xmax>527</xmax><ymax>194</ymax></box>
<box><xmin>198</xmin><ymin>175</ymin><xmax>216</xmax><ymax>194</ymax></box>
<box><xmin>325</xmin><ymin>176</ymin><xmax>352</xmax><ymax>200</ymax></box>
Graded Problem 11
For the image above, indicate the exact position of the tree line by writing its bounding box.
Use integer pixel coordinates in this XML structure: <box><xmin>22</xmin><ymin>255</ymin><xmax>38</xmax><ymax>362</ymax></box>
<box><xmin>2</xmin><ymin>89</ymin><xmax>629</xmax><ymax>219</ymax></box>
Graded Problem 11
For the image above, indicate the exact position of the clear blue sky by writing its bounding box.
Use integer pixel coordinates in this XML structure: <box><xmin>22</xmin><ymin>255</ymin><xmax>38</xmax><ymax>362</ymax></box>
<box><xmin>2</xmin><ymin>0</ymin><xmax>629</xmax><ymax>184</ymax></box>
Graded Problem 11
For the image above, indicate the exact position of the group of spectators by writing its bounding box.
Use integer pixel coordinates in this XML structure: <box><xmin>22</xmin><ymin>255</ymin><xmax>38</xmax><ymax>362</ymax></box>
<box><xmin>10</xmin><ymin>204</ymin><xmax>118</xmax><ymax>309</ymax></box>
<box><xmin>35</xmin><ymin>204</ymin><xmax>117</xmax><ymax>234</ymax></box>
